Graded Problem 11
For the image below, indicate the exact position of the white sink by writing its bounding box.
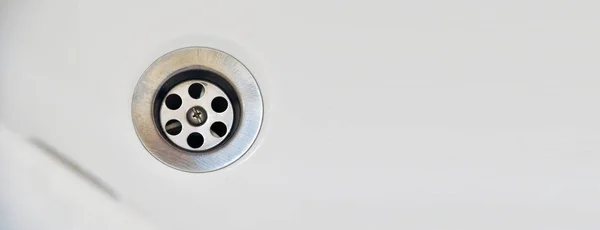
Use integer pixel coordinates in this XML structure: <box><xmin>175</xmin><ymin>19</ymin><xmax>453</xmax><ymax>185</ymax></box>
<box><xmin>1</xmin><ymin>0</ymin><xmax>600</xmax><ymax>229</ymax></box>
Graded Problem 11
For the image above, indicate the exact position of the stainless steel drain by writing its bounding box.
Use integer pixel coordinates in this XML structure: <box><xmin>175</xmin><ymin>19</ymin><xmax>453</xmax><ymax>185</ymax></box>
<box><xmin>132</xmin><ymin>47</ymin><xmax>263</xmax><ymax>172</ymax></box>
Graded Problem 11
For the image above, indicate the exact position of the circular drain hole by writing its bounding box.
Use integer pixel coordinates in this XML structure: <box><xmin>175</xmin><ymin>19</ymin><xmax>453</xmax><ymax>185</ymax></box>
<box><xmin>187</xmin><ymin>133</ymin><xmax>204</xmax><ymax>148</ymax></box>
<box><xmin>211</xmin><ymin>97</ymin><xmax>228</xmax><ymax>113</ymax></box>
<box><xmin>132</xmin><ymin>47</ymin><xmax>264</xmax><ymax>172</ymax></box>
<box><xmin>211</xmin><ymin>122</ymin><xmax>228</xmax><ymax>137</ymax></box>
<box><xmin>165</xmin><ymin>119</ymin><xmax>182</xmax><ymax>135</ymax></box>
<box><xmin>188</xmin><ymin>83</ymin><xmax>204</xmax><ymax>99</ymax></box>
<box><xmin>165</xmin><ymin>94</ymin><xmax>182</xmax><ymax>110</ymax></box>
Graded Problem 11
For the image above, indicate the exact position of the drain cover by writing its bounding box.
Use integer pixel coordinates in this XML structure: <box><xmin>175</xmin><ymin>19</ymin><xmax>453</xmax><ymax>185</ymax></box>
<box><xmin>132</xmin><ymin>47</ymin><xmax>263</xmax><ymax>172</ymax></box>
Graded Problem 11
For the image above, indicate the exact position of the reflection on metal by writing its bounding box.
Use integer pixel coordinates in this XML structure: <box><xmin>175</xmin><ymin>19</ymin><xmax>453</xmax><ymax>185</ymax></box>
<box><xmin>132</xmin><ymin>47</ymin><xmax>263</xmax><ymax>173</ymax></box>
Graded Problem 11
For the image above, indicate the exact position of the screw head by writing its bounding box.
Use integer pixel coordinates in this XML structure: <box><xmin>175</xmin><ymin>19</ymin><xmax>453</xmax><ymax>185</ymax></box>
<box><xmin>186</xmin><ymin>106</ymin><xmax>207</xmax><ymax>126</ymax></box>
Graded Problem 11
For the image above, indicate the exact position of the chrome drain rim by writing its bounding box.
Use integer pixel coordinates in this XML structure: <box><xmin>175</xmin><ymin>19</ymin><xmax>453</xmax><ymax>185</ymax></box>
<box><xmin>132</xmin><ymin>47</ymin><xmax>263</xmax><ymax>172</ymax></box>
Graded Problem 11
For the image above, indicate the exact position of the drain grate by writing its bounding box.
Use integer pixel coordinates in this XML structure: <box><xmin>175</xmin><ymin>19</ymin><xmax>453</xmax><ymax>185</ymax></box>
<box><xmin>159</xmin><ymin>80</ymin><xmax>234</xmax><ymax>151</ymax></box>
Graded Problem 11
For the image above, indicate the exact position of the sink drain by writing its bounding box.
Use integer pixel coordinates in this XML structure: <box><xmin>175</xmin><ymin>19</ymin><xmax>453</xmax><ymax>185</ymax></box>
<box><xmin>132</xmin><ymin>47</ymin><xmax>263</xmax><ymax>172</ymax></box>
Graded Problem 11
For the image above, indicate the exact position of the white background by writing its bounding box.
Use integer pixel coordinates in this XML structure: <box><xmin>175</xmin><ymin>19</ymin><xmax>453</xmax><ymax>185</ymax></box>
<box><xmin>1</xmin><ymin>0</ymin><xmax>599</xmax><ymax>229</ymax></box>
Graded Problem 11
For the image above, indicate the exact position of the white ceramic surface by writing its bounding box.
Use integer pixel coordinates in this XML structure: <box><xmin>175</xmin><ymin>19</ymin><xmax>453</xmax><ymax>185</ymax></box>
<box><xmin>1</xmin><ymin>0</ymin><xmax>599</xmax><ymax>229</ymax></box>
